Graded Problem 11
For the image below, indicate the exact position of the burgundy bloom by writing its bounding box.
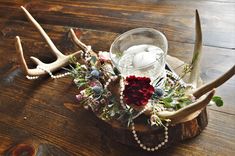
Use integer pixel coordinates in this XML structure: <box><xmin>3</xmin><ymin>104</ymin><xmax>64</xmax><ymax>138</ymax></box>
<box><xmin>123</xmin><ymin>76</ymin><xmax>154</xmax><ymax>106</ymax></box>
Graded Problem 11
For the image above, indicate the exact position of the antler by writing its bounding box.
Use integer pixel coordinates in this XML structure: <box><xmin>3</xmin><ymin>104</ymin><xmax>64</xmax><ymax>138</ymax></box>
<box><xmin>155</xmin><ymin>11</ymin><xmax>234</xmax><ymax>123</ymax></box>
<box><xmin>69</xmin><ymin>28</ymin><xmax>98</xmax><ymax>58</ymax></box>
<box><xmin>153</xmin><ymin>11</ymin><xmax>234</xmax><ymax>123</ymax></box>
<box><xmin>159</xmin><ymin>64</ymin><xmax>234</xmax><ymax>124</ymax></box>
<box><xmin>193</xmin><ymin>65</ymin><xmax>235</xmax><ymax>98</ymax></box>
<box><xmin>188</xmin><ymin>10</ymin><xmax>202</xmax><ymax>88</ymax></box>
<box><xmin>16</xmin><ymin>6</ymin><xmax>84</xmax><ymax>76</ymax></box>
<box><xmin>107</xmin><ymin>10</ymin><xmax>234</xmax><ymax>125</ymax></box>
<box><xmin>157</xmin><ymin>89</ymin><xmax>215</xmax><ymax>124</ymax></box>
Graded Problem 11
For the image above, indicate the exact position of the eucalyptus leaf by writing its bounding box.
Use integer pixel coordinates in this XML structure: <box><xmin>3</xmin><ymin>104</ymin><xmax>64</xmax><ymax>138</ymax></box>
<box><xmin>90</xmin><ymin>56</ymin><xmax>97</xmax><ymax>65</ymax></box>
<box><xmin>163</xmin><ymin>97</ymin><xmax>173</xmax><ymax>103</ymax></box>
<box><xmin>212</xmin><ymin>96</ymin><xmax>224</xmax><ymax>107</ymax></box>
<box><xmin>164</xmin><ymin>102</ymin><xmax>174</xmax><ymax>108</ymax></box>
<box><xmin>77</xmin><ymin>82</ymin><xmax>86</xmax><ymax>88</ymax></box>
<box><xmin>175</xmin><ymin>103</ymin><xmax>182</xmax><ymax>109</ymax></box>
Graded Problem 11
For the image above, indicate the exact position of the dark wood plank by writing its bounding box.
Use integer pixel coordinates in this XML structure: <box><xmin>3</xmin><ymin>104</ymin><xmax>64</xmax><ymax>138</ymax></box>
<box><xmin>0</xmin><ymin>100</ymin><xmax>234</xmax><ymax>156</ymax></box>
<box><xmin>0</xmin><ymin>0</ymin><xmax>234</xmax><ymax>49</ymax></box>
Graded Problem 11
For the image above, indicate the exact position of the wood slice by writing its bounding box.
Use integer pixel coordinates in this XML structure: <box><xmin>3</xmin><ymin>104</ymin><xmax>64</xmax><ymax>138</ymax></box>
<box><xmin>95</xmin><ymin>55</ymin><xmax>208</xmax><ymax>148</ymax></box>
<box><xmin>97</xmin><ymin>108</ymin><xmax>208</xmax><ymax>148</ymax></box>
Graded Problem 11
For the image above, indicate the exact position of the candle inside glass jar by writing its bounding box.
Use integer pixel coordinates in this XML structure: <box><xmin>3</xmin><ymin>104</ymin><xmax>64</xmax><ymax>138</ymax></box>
<box><xmin>118</xmin><ymin>44</ymin><xmax>165</xmax><ymax>82</ymax></box>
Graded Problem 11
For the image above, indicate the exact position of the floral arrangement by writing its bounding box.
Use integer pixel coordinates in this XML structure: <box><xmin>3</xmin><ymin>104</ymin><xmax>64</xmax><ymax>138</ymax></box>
<box><xmin>70</xmin><ymin>51</ymin><xmax>221</xmax><ymax>124</ymax></box>
<box><xmin>66</xmin><ymin>49</ymin><xmax>224</xmax><ymax>151</ymax></box>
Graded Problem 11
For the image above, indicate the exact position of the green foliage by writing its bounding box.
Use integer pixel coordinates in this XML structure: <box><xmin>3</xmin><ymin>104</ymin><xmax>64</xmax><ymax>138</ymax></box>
<box><xmin>113</xmin><ymin>67</ymin><xmax>121</xmax><ymax>75</ymax></box>
<box><xmin>90</xmin><ymin>56</ymin><xmax>97</xmax><ymax>65</ymax></box>
<box><xmin>156</xmin><ymin>77</ymin><xmax>194</xmax><ymax>111</ymax></box>
<box><xmin>161</xmin><ymin>97</ymin><xmax>174</xmax><ymax>108</ymax></box>
<box><xmin>99</xmin><ymin>102</ymin><xmax>120</xmax><ymax>120</ymax></box>
<box><xmin>67</xmin><ymin>61</ymin><xmax>88</xmax><ymax>89</ymax></box>
<box><xmin>212</xmin><ymin>96</ymin><xmax>224</xmax><ymax>107</ymax></box>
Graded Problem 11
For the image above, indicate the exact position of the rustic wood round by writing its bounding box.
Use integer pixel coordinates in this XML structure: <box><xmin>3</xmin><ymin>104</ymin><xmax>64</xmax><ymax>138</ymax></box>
<box><xmin>97</xmin><ymin>109</ymin><xmax>207</xmax><ymax>148</ymax></box>
<box><xmin>95</xmin><ymin>55</ymin><xmax>208</xmax><ymax>149</ymax></box>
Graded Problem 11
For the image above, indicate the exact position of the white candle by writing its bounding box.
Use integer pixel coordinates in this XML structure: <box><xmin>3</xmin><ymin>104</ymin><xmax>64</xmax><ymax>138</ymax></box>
<box><xmin>118</xmin><ymin>44</ymin><xmax>165</xmax><ymax>81</ymax></box>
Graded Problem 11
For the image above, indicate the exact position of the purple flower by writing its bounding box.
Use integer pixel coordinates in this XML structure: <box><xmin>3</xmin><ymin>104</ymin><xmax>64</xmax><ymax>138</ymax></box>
<box><xmin>76</xmin><ymin>94</ymin><xmax>83</xmax><ymax>102</ymax></box>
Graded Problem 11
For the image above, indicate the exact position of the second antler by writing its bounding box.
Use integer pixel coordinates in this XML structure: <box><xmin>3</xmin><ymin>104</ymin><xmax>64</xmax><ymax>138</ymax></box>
<box><xmin>107</xmin><ymin>10</ymin><xmax>235</xmax><ymax>124</ymax></box>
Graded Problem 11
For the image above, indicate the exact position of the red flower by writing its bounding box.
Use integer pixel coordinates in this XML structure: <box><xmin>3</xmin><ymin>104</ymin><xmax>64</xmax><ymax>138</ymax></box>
<box><xmin>123</xmin><ymin>76</ymin><xmax>154</xmax><ymax>106</ymax></box>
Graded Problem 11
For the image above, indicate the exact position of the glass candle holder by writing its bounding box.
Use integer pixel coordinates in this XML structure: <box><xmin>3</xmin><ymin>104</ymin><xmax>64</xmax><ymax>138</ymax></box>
<box><xmin>110</xmin><ymin>28</ymin><xmax>168</xmax><ymax>84</ymax></box>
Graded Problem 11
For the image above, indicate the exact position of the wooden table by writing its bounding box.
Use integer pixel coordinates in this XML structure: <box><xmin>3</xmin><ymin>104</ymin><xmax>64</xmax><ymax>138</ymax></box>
<box><xmin>0</xmin><ymin>0</ymin><xmax>234</xmax><ymax>155</ymax></box>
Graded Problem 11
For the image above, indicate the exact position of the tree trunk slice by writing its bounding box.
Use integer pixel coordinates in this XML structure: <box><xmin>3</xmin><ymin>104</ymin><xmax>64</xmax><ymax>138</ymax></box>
<box><xmin>97</xmin><ymin>108</ymin><xmax>208</xmax><ymax>148</ymax></box>
<box><xmin>96</xmin><ymin>55</ymin><xmax>208</xmax><ymax>148</ymax></box>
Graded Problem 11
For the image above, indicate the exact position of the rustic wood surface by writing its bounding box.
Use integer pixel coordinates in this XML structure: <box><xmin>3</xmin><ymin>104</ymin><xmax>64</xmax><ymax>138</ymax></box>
<box><xmin>0</xmin><ymin>0</ymin><xmax>234</xmax><ymax>155</ymax></box>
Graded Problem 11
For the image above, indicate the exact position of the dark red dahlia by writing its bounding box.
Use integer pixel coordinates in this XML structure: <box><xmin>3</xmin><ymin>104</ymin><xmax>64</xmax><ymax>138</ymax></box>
<box><xmin>123</xmin><ymin>76</ymin><xmax>154</xmax><ymax>106</ymax></box>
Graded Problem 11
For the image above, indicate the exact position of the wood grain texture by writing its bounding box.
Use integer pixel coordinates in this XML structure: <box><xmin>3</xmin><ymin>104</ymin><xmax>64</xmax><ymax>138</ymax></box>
<box><xmin>0</xmin><ymin>0</ymin><xmax>234</xmax><ymax>155</ymax></box>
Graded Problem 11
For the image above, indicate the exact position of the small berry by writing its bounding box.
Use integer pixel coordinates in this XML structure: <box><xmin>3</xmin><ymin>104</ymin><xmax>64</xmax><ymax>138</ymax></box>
<box><xmin>90</xmin><ymin>69</ymin><xmax>100</xmax><ymax>79</ymax></box>
<box><xmin>92</xmin><ymin>86</ymin><xmax>103</xmax><ymax>95</ymax></box>
<box><xmin>154</xmin><ymin>87</ymin><xmax>164</xmax><ymax>98</ymax></box>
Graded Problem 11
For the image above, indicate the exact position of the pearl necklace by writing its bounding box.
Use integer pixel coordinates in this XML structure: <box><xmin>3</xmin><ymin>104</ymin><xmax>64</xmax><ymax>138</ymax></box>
<box><xmin>119</xmin><ymin>77</ymin><xmax>127</xmax><ymax>109</ymax></box>
<box><xmin>103</xmin><ymin>75</ymin><xmax>127</xmax><ymax>110</ymax></box>
<box><xmin>104</xmin><ymin>75</ymin><xmax>118</xmax><ymax>89</ymax></box>
<box><xmin>26</xmin><ymin>75</ymin><xmax>39</xmax><ymax>80</ymax></box>
<box><xmin>26</xmin><ymin>46</ymin><xmax>92</xmax><ymax>80</ymax></box>
<box><xmin>131</xmin><ymin>120</ymin><xmax>169</xmax><ymax>151</ymax></box>
<box><xmin>101</xmin><ymin>73</ymin><xmax>171</xmax><ymax>152</ymax></box>
<box><xmin>119</xmin><ymin>74</ymin><xmax>169</xmax><ymax>151</ymax></box>
<box><xmin>26</xmin><ymin>66</ymin><xmax>70</xmax><ymax>80</ymax></box>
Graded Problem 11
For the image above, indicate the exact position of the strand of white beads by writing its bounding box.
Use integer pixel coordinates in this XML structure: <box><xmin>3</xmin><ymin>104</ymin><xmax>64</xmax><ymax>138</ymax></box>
<box><xmin>26</xmin><ymin>46</ymin><xmax>92</xmax><ymax>80</ymax></box>
<box><xmin>50</xmin><ymin>72</ymin><xmax>70</xmax><ymax>79</ymax></box>
<box><xmin>36</xmin><ymin>66</ymin><xmax>71</xmax><ymax>79</ymax></box>
<box><xmin>104</xmin><ymin>75</ymin><xmax>118</xmax><ymax>89</ymax></box>
<box><xmin>26</xmin><ymin>75</ymin><xmax>39</xmax><ymax>80</ymax></box>
<box><xmin>131</xmin><ymin>120</ymin><xmax>169</xmax><ymax>152</ymax></box>
<box><xmin>119</xmin><ymin>77</ymin><xmax>127</xmax><ymax>109</ymax></box>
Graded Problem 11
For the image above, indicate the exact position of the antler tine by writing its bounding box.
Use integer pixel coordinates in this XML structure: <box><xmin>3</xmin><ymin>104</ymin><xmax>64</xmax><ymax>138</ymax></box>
<box><xmin>30</xmin><ymin>56</ymin><xmax>44</xmax><ymax>66</ymax></box>
<box><xmin>15</xmin><ymin>36</ymin><xmax>48</xmax><ymax>75</ymax></box>
<box><xmin>21</xmin><ymin>6</ymin><xmax>64</xmax><ymax>59</ymax></box>
<box><xmin>157</xmin><ymin>89</ymin><xmax>215</xmax><ymax>124</ymax></box>
<box><xmin>70</xmin><ymin>29</ymin><xmax>88</xmax><ymax>51</ymax></box>
<box><xmin>16</xmin><ymin>36</ymin><xmax>30</xmax><ymax>75</ymax></box>
<box><xmin>70</xmin><ymin>28</ymin><xmax>98</xmax><ymax>57</ymax></box>
<box><xmin>193</xmin><ymin>65</ymin><xmax>235</xmax><ymax>98</ymax></box>
<box><xmin>188</xmin><ymin>10</ymin><xmax>202</xmax><ymax>87</ymax></box>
